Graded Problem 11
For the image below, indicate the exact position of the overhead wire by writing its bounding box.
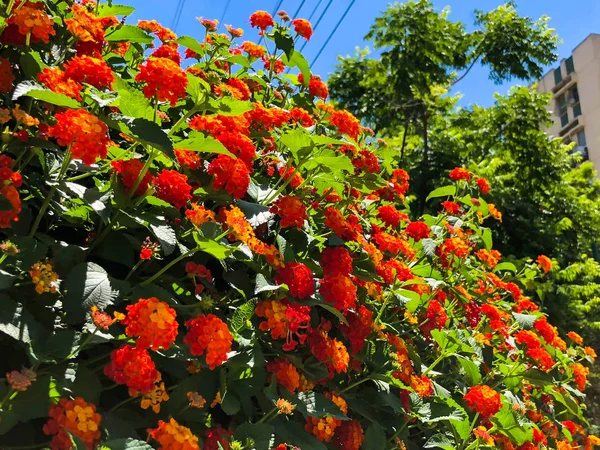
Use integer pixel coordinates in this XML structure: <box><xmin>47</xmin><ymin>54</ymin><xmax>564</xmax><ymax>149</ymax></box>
<box><xmin>219</xmin><ymin>0</ymin><xmax>233</xmax><ymax>26</ymax></box>
<box><xmin>307</xmin><ymin>0</ymin><xmax>325</xmax><ymax>21</ymax></box>
<box><xmin>292</xmin><ymin>0</ymin><xmax>308</xmax><ymax>19</ymax></box>
<box><xmin>310</xmin><ymin>0</ymin><xmax>357</xmax><ymax>66</ymax></box>
<box><xmin>171</xmin><ymin>0</ymin><xmax>187</xmax><ymax>32</ymax></box>
<box><xmin>271</xmin><ymin>0</ymin><xmax>285</xmax><ymax>16</ymax></box>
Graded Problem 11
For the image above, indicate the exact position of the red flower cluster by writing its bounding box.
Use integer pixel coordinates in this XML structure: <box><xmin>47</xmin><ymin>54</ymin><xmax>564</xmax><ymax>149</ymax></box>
<box><xmin>136</xmin><ymin>57</ymin><xmax>187</xmax><ymax>106</ymax></box>
<box><xmin>152</xmin><ymin>169</ymin><xmax>192</xmax><ymax>209</ymax></box>
<box><xmin>405</xmin><ymin>221</ymin><xmax>430</xmax><ymax>242</ymax></box>
<box><xmin>537</xmin><ymin>255</ymin><xmax>552</xmax><ymax>273</ymax></box>
<box><xmin>320</xmin><ymin>273</ymin><xmax>357</xmax><ymax>313</ymax></box>
<box><xmin>123</xmin><ymin>297</ymin><xmax>178</xmax><ymax>351</ymax></box>
<box><xmin>184</xmin><ymin>314</ymin><xmax>233</xmax><ymax>369</ymax></box>
<box><xmin>476</xmin><ymin>177</ymin><xmax>490</xmax><ymax>194</ymax></box>
<box><xmin>377</xmin><ymin>205</ymin><xmax>409</xmax><ymax>229</ymax></box>
<box><xmin>63</xmin><ymin>55</ymin><xmax>114</xmax><ymax>88</ymax></box>
<box><xmin>256</xmin><ymin>299</ymin><xmax>311</xmax><ymax>351</ymax></box>
<box><xmin>0</xmin><ymin>57</ymin><xmax>15</xmax><ymax>93</ymax></box>
<box><xmin>341</xmin><ymin>305</ymin><xmax>373</xmax><ymax>353</ymax></box>
<box><xmin>449</xmin><ymin>167</ymin><xmax>471</xmax><ymax>181</ymax></box>
<box><xmin>298</xmin><ymin>73</ymin><xmax>328</xmax><ymax>99</ymax></box>
<box><xmin>266</xmin><ymin>358</ymin><xmax>300</xmax><ymax>392</ymax></box>
<box><xmin>275</xmin><ymin>262</ymin><xmax>315</xmax><ymax>299</ymax></box>
<box><xmin>441</xmin><ymin>201</ymin><xmax>462</xmax><ymax>215</ymax></box>
<box><xmin>43</xmin><ymin>397</ymin><xmax>101</xmax><ymax>450</ymax></box>
<box><xmin>111</xmin><ymin>159</ymin><xmax>155</xmax><ymax>196</ymax></box>
<box><xmin>249</xmin><ymin>11</ymin><xmax>275</xmax><ymax>30</ymax></box>
<box><xmin>270</xmin><ymin>195</ymin><xmax>307</xmax><ymax>228</ymax></box>
<box><xmin>104</xmin><ymin>344</ymin><xmax>160</xmax><ymax>394</ymax></box>
<box><xmin>328</xmin><ymin>110</ymin><xmax>361</xmax><ymax>140</ymax></box>
<box><xmin>6</xmin><ymin>1</ymin><xmax>55</xmax><ymax>44</ymax></box>
<box><xmin>208</xmin><ymin>155</ymin><xmax>250</xmax><ymax>199</ymax></box>
<box><xmin>308</xmin><ymin>324</ymin><xmax>349</xmax><ymax>378</ymax></box>
<box><xmin>47</xmin><ymin>109</ymin><xmax>111</xmax><ymax>165</ymax></box>
<box><xmin>464</xmin><ymin>385</ymin><xmax>501</xmax><ymax>418</ymax></box>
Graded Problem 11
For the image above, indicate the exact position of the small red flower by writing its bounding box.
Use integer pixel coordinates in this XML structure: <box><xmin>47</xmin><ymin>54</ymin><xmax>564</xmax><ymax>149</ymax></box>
<box><xmin>291</xmin><ymin>19</ymin><xmax>313</xmax><ymax>40</ymax></box>
<box><xmin>123</xmin><ymin>297</ymin><xmax>178</xmax><ymax>351</ymax></box>
<box><xmin>104</xmin><ymin>344</ymin><xmax>160</xmax><ymax>394</ymax></box>
<box><xmin>152</xmin><ymin>169</ymin><xmax>192</xmax><ymax>209</ymax></box>
<box><xmin>249</xmin><ymin>11</ymin><xmax>275</xmax><ymax>30</ymax></box>
<box><xmin>270</xmin><ymin>195</ymin><xmax>307</xmax><ymax>229</ymax></box>
<box><xmin>464</xmin><ymin>385</ymin><xmax>501</xmax><ymax>418</ymax></box>
<box><xmin>476</xmin><ymin>177</ymin><xmax>490</xmax><ymax>194</ymax></box>
<box><xmin>441</xmin><ymin>201</ymin><xmax>462</xmax><ymax>215</ymax></box>
<box><xmin>405</xmin><ymin>221</ymin><xmax>430</xmax><ymax>242</ymax></box>
<box><xmin>135</xmin><ymin>57</ymin><xmax>187</xmax><ymax>106</ymax></box>
<box><xmin>536</xmin><ymin>255</ymin><xmax>552</xmax><ymax>273</ymax></box>
<box><xmin>449</xmin><ymin>167</ymin><xmax>471</xmax><ymax>181</ymax></box>
<box><xmin>298</xmin><ymin>73</ymin><xmax>328</xmax><ymax>99</ymax></box>
<box><xmin>275</xmin><ymin>262</ymin><xmax>315</xmax><ymax>299</ymax></box>
<box><xmin>184</xmin><ymin>314</ymin><xmax>233</xmax><ymax>369</ymax></box>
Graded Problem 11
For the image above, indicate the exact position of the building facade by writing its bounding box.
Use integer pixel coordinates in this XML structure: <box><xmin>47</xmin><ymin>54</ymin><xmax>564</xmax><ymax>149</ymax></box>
<box><xmin>537</xmin><ymin>33</ymin><xmax>600</xmax><ymax>167</ymax></box>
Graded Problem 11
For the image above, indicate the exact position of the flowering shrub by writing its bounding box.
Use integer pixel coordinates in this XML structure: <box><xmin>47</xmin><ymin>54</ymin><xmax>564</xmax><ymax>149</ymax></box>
<box><xmin>0</xmin><ymin>2</ymin><xmax>597</xmax><ymax>450</ymax></box>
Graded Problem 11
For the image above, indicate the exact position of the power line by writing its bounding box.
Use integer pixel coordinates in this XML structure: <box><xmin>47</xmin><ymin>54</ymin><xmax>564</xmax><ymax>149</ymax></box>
<box><xmin>297</xmin><ymin>0</ymin><xmax>333</xmax><ymax>53</ymax></box>
<box><xmin>307</xmin><ymin>0</ymin><xmax>325</xmax><ymax>21</ymax></box>
<box><xmin>311</xmin><ymin>0</ymin><xmax>357</xmax><ymax>66</ymax></box>
<box><xmin>219</xmin><ymin>0</ymin><xmax>232</xmax><ymax>26</ymax></box>
<box><xmin>292</xmin><ymin>0</ymin><xmax>308</xmax><ymax>18</ymax></box>
<box><xmin>171</xmin><ymin>0</ymin><xmax>187</xmax><ymax>32</ymax></box>
<box><xmin>271</xmin><ymin>0</ymin><xmax>285</xmax><ymax>16</ymax></box>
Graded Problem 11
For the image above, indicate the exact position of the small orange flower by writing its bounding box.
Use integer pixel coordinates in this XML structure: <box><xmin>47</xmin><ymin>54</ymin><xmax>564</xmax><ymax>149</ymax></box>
<box><xmin>91</xmin><ymin>305</ymin><xmax>124</xmax><ymax>330</ymax></box>
<box><xmin>488</xmin><ymin>203</ymin><xmax>502</xmax><ymax>222</ymax></box>
<box><xmin>270</xmin><ymin>195</ymin><xmax>308</xmax><ymax>229</ymax></box>
<box><xmin>65</xmin><ymin>4</ymin><xmax>104</xmax><ymax>44</ymax></box>
<box><xmin>43</xmin><ymin>397</ymin><xmax>102</xmax><ymax>450</ymax></box>
<box><xmin>292</xmin><ymin>19</ymin><xmax>313</xmax><ymax>41</ymax></box>
<box><xmin>0</xmin><ymin>57</ymin><xmax>15</xmax><ymax>93</ymax></box>
<box><xmin>475</xmin><ymin>249</ymin><xmax>501</xmax><ymax>269</ymax></box>
<box><xmin>29</xmin><ymin>260</ymin><xmax>59</xmax><ymax>294</ymax></box>
<box><xmin>47</xmin><ymin>109</ymin><xmax>111</xmax><ymax>165</ymax></box>
<box><xmin>276</xmin><ymin>398</ymin><xmax>295</xmax><ymax>414</ymax></box>
<box><xmin>6</xmin><ymin>368</ymin><xmax>36</xmax><ymax>391</ymax></box>
<box><xmin>328</xmin><ymin>110</ymin><xmax>361</xmax><ymax>139</ymax></box>
<box><xmin>571</xmin><ymin>363</ymin><xmax>589</xmax><ymax>391</ymax></box>
<box><xmin>123</xmin><ymin>297</ymin><xmax>178</xmax><ymax>351</ymax></box>
<box><xmin>298</xmin><ymin>73</ymin><xmax>328</xmax><ymax>99</ymax></box>
<box><xmin>140</xmin><ymin>380</ymin><xmax>170</xmax><ymax>413</ymax></box>
<box><xmin>241</xmin><ymin>41</ymin><xmax>266</xmax><ymax>58</ymax></box>
<box><xmin>267</xmin><ymin>358</ymin><xmax>300</xmax><ymax>393</ymax></box>
<box><xmin>104</xmin><ymin>344</ymin><xmax>160</xmax><ymax>395</ymax></box>
<box><xmin>186</xmin><ymin>203</ymin><xmax>215</xmax><ymax>227</ymax></box>
<box><xmin>148</xmin><ymin>418</ymin><xmax>200</xmax><ymax>450</ymax></box>
<box><xmin>464</xmin><ymin>385</ymin><xmax>501</xmax><ymax>418</ymax></box>
<box><xmin>7</xmin><ymin>2</ymin><xmax>55</xmax><ymax>44</ymax></box>
<box><xmin>187</xmin><ymin>391</ymin><xmax>206</xmax><ymax>408</ymax></box>
<box><xmin>184</xmin><ymin>314</ymin><xmax>233</xmax><ymax>369</ymax></box>
<box><xmin>305</xmin><ymin>393</ymin><xmax>347</xmax><ymax>442</ymax></box>
<box><xmin>536</xmin><ymin>255</ymin><xmax>552</xmax><ymax>273</ymax></box>
<box><xmin>449</xmin><ymin>167</ymin><xmax>471</xmax><ymax>181</ymax></box>
<box><xmin>175</xmin><ymin>148</ymin><xmax>202</xmax><ymax>170</ymax></box>
<box><xmin>255</xmin><ymin>299</ymin><xmax>311</xmax><ymax>351</ymax></box>
<box><xmin>136</xmin><ymin>57</ymin><xmax>188</xmax><ymax>106</ymax></box>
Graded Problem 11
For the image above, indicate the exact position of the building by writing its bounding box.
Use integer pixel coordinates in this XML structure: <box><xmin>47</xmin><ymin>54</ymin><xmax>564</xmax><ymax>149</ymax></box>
<box><xmin>537</xmin><ymin>33</ymin><xmax>600</xmax><ymax>166</ymax></box>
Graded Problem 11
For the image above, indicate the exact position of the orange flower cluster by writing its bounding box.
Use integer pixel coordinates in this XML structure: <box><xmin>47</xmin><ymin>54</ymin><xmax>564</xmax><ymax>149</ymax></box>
<box><xmin>7</xmin><ymin>1</ymin><xmax>55</xmax><ymax>44</ymax></box>
<box><xmin>270</xmin><ymin>195</ymin><xmax>307</xmax><ymax>229</ymax></box>
<box><xmin>184</xmin><ymin>314</ymin><xmax>233</xmax><ymax>369</ymax></box>
<box><xmin>292</xmin><ymin>19</ymin><xmax>313</xmax><ymax>40</ymax></box>
<box><xmin>152</xmin><ymin>43</ymin><xmax>182</xmax><ymax>65</ymax></box>
<box><xmin>305</xmin><ymin>393</ymin><xmax>347</xmax><ymax>442</ymax></box>
<box><xmin>298</xmin><ymin>74</ymin><xmax>328</xmax><ymax>99</ymax></box>
<box><xmin>214</xmin><ymin>77</ymin><xmax>251</xmax><ymax>101</ymax></box>
<box><xmin>376</xmin><ymin>169</ymin><xmax>410</xmax><ymax>201</ymax></box>
<box><xmin>91</xmin><ymin>305</ymin><xmax>124</xmax><ymax>330</ymax></box>
<box><xmin>571</xmin><ymin>363</ymin><xmax>589</xmax><ymax>392</ymax></box>
<box><xmin>47</xmin><ymin>109</ymin><xmax>111</xmax><ymax>165</ymax></box>
<box><xmin>148</xmin><ymin>418</ymin><xmax>200</xmax><ymax>450</ymax></box>
<box><xmin>241</xmin><ymin>41</ymin><xmax>266</xmax><ymax>58</ymax></box>
<box><xmin>6</xmin><ymin>368</ymin><xmax>36</xmax><ymax>391</ymax></box>
<box><xmin>65</xmin><ymin>4</ymin><xmax>105</xmax><ymax>45</ymax></box>
<box><xmin>208</xmin><ymin>154</ymin><xmax>250</xmax><ymax>199</ymax></box>
<box><xmin>449</xmin><ymin>167</ymin><xmax>471</xmax><ymax>181</ymax></box>
<box><xmin>255</xmin><ymin>299</ymin><xmax>311</xmax><ymax>351</ymax></box>
<box><xmin>186</xmin><ymin>203</ymin><xmax>215</xmax><ymax>227</ymax></box>
<box><xmin>267</xmin><ymin>358</ymin><xmax>300</xmax><ymax>393</ymax></box>
<box><xmin>436</xmin><ymin>237</ymin><xmax>472</xmax><ymax>268</ymax></box>
<box><xmin>138</xmin><ymin>19</ymin><xmax>177</xmax><ymax>42</ymax></box>
<box><xmin>328</xmin><ymin>110</ymin><xmax>361</xmax><ymax>140</ymax></box>
<box><xmin>38</xmin><ymin>67</ymin><xmax>83</xmax><ymax>100</ymax></box>
<box><xmin>476</xmin><ymin>177</ymin><xmax>491</xmax><ymax>194</ymax></box>
<box><xmin>307</xmin><ymin>323</ymin><xmax>349</xmax><ymax>379</ymax></box>
<box><xmin>275</xmin><ymin>262</ymin><xmax>315</xmax><ymax>299</ymax></box>
<box><xmin>475</xmin><ymin>249</ymin><xmax>502</xmax><ymax>269</ymax></box>
<box><xmin>140</xmin><ymin>380</ymin><xmax>170</xmax><ymax>413</ymax></box>
<box><xmin>136</xmin><ymin>57</ymin><xmax>188</xmax><ymax>106</ymax></box>
<box><xmin>29</xmin><ymin>260</ymin><xmax>59</xmax><ymax>294</ymax></box>
<box><xmin>152</xmin><ymin>169</ymin><xmax>192</xmax><ymax>209</ymax></box>
<box><xmin>123</xmin><ymin>297</ymin><xmax>178</xmax><ymax>350</ymax></box>
<box><xmin>464</xmin><ymin>385</ymin><xmax>501</xmax><ymax>418</ymax></box>
<box><xmin>111</xmin><ymin>159</ymin><xmax>155</xmax><ymax>196</ymax></box>
<box><xmin>220</xmin><ymin>205</ymin><xmax>283</xmax><ymax>267</ymax></box>
<box><xmin>43</xmin><ymin>397</ymin><xmax>101</xmax><ymax>450</ymax></box>
<box><xmin>63</xmin><ymin>55</ymin><xmax>114</xmax><ymax>88</ymax></box>
<box><xmin>104</xmin><ymin>344</ymin><xmax>160</xmax><ymax>394</ymax></box>
<box><xmin>0</xmin><ymin>57</ymin><xmax>15</xmax><ymax>92</ymax></box>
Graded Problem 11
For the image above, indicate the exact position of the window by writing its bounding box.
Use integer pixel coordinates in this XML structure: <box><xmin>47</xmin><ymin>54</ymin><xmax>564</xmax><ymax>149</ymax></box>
<box><xmin>554</xmin><ymin>67</ymin><xmax>563</xmax><ymax>85</ymax></box>
<box><xmin>575</xmin><ymin>129</ymin><xmax>589</xmax><ymax>161</ymax></box>
<box><xmin>569</xmin><ymin>86</ymin><xmax>582</xmax><ymax>118</ymax></box>
<box><xmin>557</xmin><ymin>94</ymin><xmax>569</xmax><ymax>127</ymax></box>
<box><xmin>566</xmin><ymin>56</ymin><xmax>575</xmax><ymax>74</ymax></box>
<box><xmin>577</xmin><ymin>129</ymin><xmax>587</xmax><ymax>148</ymax></box>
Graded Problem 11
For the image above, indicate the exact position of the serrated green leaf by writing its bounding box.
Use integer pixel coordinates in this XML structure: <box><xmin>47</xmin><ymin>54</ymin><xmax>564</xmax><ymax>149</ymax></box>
<box><xmin>100</xmin><ymin>439</ymin><xmax>154</xmax><ymax>450</ymax></box>
<box><xmin>193</xmin><ymin>236</ymin><xmax>233</xmax><ymax>260</ymax></box>
<box><xmin>63</xmin><ymin>263</ymin><xmax>121</xmax><ymax>316</ymax></box>
<box><xmin>105</xmin><ymin>25</ymin><xmax>154</xmax><ymax>43</ymax></box>
<box><xmin>13</xmin><ymin>81</ymin><xmax>80</xmax><ymax>108</ymax></box>
<box><xmin>426</xmin><ymin>185</ymin><xmax>456</xmax><ymax>201</ymax></box>
<box><xmin>96</xmin><ymin>4</ymin><xmax>135</xmax><ymax>17</ymax></box>
<box><xmin>294</xmin><ymin>391</ymin><xmax>348</xmax><ymax>420</ymax></box>
<box><xmin>363</xmin><ymin>423</ymin><xmax>387</xmax><ymax>450</ymax></box>
<box><xmin>174</xmin><ymin>133</ymin><xmax>234</xmax><ymax>157</ymax></box>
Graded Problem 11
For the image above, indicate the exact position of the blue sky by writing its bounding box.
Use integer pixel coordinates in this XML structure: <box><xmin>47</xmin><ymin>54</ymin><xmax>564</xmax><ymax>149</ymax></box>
<box><xmin>126</xmin><ymin>0</ymin><xmax>600</xmax><ymax>107</ymax></box>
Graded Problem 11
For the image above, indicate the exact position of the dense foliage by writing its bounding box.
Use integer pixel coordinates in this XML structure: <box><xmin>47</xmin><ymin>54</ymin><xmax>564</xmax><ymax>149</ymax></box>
<box><xmin>0</xmin><ymin>1</ymin><xmax>598</xmax><ymax>450</ymax></box>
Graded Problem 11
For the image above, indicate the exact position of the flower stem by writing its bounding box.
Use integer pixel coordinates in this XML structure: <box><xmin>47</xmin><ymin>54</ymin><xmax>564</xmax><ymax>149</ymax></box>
<box><xmin>140</xmin><ymin>247</ymin><xmax>200</xmax><ymax>287</ymax></box>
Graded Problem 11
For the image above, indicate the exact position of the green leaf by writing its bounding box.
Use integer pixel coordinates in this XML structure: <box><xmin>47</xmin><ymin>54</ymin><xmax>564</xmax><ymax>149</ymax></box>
<box><xmin>110</xmin><ymin>115</ymin><xmax>174</xmax><ymax>159</ymax></box>
<box><xmin>0</xmin><ymin>269</ymin><xmax>16</xmax><ymax>289</ymax></box>
<box><xmin>234</xmin><ymin>423</ymin><xmax>274</xmax><ymax>450</ymax></box>
<box><xmin>275</xmin><ymin>420</ymin><xmax>327</xmax><ymax>450</ymax></box>
<box><xmin>0</xmin><ymin>295</ymin><xmax>47</xmax><ymax>344</ymax></box>
<box><xmin>303</xmin><ymin>154</ymin><xmax>354</xmax><ymax>173</ymax></box>
<box><xmin>230</xmin><ymin>300</ymin><xmax>256</xmax><ymax>333</ymax></box>
<box><xmin>214</xmin><ymin>97</ymin><xmax>255</xmax><ymax>116</ymax></box>
<box><xmin>176</xmin><ymin>36</ymin><xmax>206</xmax><ymax>57</ymax></box>
<box><xmin>96</xmin><ymin>4</ymin><xmax>135</xmax><ymax>17</ymax></box>
<box><xmin>63</xmin><ymin>263</ymin><xmax>121</xmax><ymax>316</ymax></box>
<box><xmin>512</xmin><ymin>312</ymin><xmax>537</xmax><ymax>329</ymax></box>
<box><xmin>482</xmin><ymin>228</ymin><xmax>493</xmax><ymax>250</ymax></box>
<box><xmin>280</xmin><ymin>129</ymin><xmax>313</xmax><ymax>162</ymax></box>
<box><xmin>424</xmin><ymin>433</ymin><xmax>456</xmax><ymax>449</ymax></box>
<box><xmin>254</xmin><ymin>274</ymin><xmax>282</xmax><ymax>295</ymax></box>
<box><xmin>10</xmin><ymin>375</ymin><xmax>57</xmax><ymax>421</ymax></box>
<box><xmin>100</xmin><ymin>439</ymin><xmax>154</xmax><ymax>450</ymax></box>
<box><xmin>492</xmin><ymin>404</ymin><xmax>532</xmax><ymax>445</ymax></box>
<box><xmin>112</xmin><ymin>77</ymin><xmax>154</xmax><ymax>120</ymax></box>
<box><xmin>105</xmin><ymin>25</ymin><xmax>154</xmax><ymax>43</ymax></box>
<box><xmin>422</xmin><ymin>238</ymin><xmax>437</xmax><ymax>257</ymax></box>
<box><xmin>294</xmin><ymin>391</ymin><xmax>348</xmax><ymax>420</ymax></box>
<box><xmin>426</xmin><ymin>185</ymin><xmax>456</xmax><ymax>201</ymax></box>
<box><xmin>363</xmin><ymin>424</ymin><xmax>387</xmax><ymax>450</ymax></box>
<box><xmin>316</xmin><ymin>303</ymin><xmax>349</xmax><ymax>326</ymax></box>
<box><xmin>0</xmin><ymin>194</ymin><xmax>15</xmax><ymax>211</ymax></box>
<box><xmin>193</xmin><ymin>236</ymin><xmax>233</xmax><ymax>260</ymax></box>
<box><xmin>457</xmin><ymin>356</ymin><xmax>482</xmax><ymax>385</ymax></box>
<box><xmin>273</xmin><ymin>29</ymin><xmax>294</xmax><ymax>59</ymax></box>
<box><xmin>149</xmin><ymin>223</ymin><xmax>177</xmax><ymax>256</ymax></box>
<box><xmin>13</xmin><ymin>81</ymin><xmax>80</xmax><ymax>108</ymax></box>
<box><xmin>174</xmin><ymin>133</ymin><xmax>234</xmax><ymax>157</ymax></box>
<box><xmin>220</xmin><ymin>390</ymin><xmax>241</xmax><ymax>415</ymax></box>
<box><xmin>495</xmin><ymin>262</ymin><xmax>517</xmax><ymax>272</ymax></box>
<box><xmin>283</xmin><ymin>51</ymin><xmax>311</xmax><ymax>87</ymax></box>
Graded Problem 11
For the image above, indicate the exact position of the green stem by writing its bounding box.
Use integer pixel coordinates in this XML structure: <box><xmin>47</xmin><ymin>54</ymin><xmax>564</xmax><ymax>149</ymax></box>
<box><xmin>458</xmin><ymin>413</ymin><xmax>480</xmax><ymax>450</ymax></box>
<box><xmin>257</xmin><ymin>407</ymin><xmax>278</xmax><ymax>424</ymax></box>
<box><xmin>339</xmin><ymin>376</ymin><xmax>372</xmax><ymax>394</ymax></box>
<box><xmin>422</xmin><ymin>352</ymin><xmax>448</xmax><ymax>376</ymax></box>
<box><xmin>388</xmin><ymin>420</ymin><xmax>409</xmax><ymax>444</ymax></box>
<box><xmin>124</xmin><ymin>258</ymin><xmax>144</xmax><ymax>282</ymax></box>
<box><xmin>140</xmin><ymin>247</ymin><xmax>199</xmax><ymax>287</ymax></box>
<box><xmin>108</xmin><ymin>394</ymin><xmax>138</xmax><ymax>412</ymax></box>
<box><xmin>66</xmin><ymin>328</ymin><xmax>98</xmax><ymax>360</ymax></box>
<box><xmin>6</xmin><ymin>0</ymin><xmax>16</xmax><ymax>15</ymax></box>
<box><xmin>168</xmin><ymin>106</ymin><xmax>200</xmax><ymax>137</ymax></box>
